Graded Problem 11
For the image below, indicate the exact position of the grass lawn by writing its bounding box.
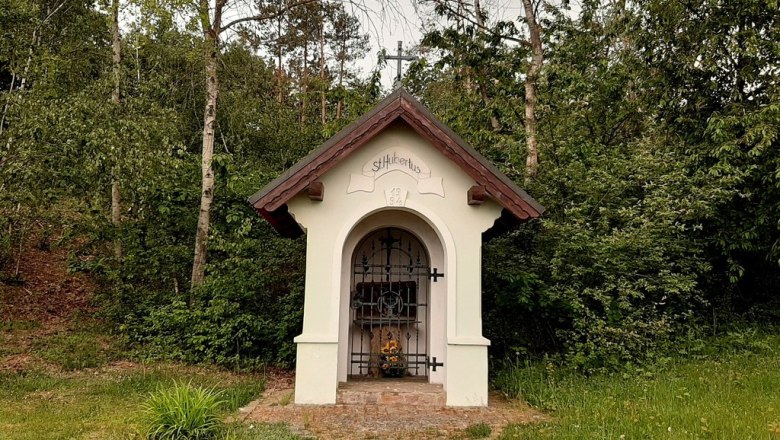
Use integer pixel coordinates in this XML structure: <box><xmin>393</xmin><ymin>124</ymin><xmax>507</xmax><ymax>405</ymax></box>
<box><xmin>0</xmin><ymin>319</ymin><xmax>300</xmax><ymax>440</ymax></box>
<box><xmin>0</xmin><ymin>363</ymin><xmax>295</xmax><ymax>439</ymax></box>
<box><xmin>3</xmin><ymin>318</ymin><xmax>779</xmax><ymax>439</ymax></box>
<box><xmin>496</xmin><ymin>333</ymin><xmax>780</xmax><ymax>439</ymax></box>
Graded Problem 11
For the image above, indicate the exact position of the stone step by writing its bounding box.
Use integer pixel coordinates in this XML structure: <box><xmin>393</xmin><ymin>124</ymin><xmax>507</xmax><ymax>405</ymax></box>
<box><xmin>336</xmin><ymin>379</ymin><xmax>446</xmax><ymax>406</ymax></box>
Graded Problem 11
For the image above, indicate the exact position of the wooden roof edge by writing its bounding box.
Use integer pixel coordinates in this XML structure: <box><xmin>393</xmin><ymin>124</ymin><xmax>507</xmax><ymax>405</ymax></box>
<box><xmin>247</xmin><ymin>87</ymin><xmax>544</xmax><ymax>234</ymax></box>
<box><xmin>247</xmin><ymin>88</ymin><xmax>406</xmax><ymax>208</ymax></box>
<box><xmin>257</xmin><ymin>205</ymin><xmax>304</xmax><ymax>239</ymax></box>
<box><xmin>397</xmin><ymin>91</ymin><xmax>545</xmax><ymax>217</ymax></box>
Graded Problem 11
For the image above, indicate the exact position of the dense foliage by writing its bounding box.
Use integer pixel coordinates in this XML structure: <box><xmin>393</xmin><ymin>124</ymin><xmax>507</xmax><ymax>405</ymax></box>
<box><xmin>411</xmin><ymin>0</ymin><xmax>779</xmax><ymax>370</ymax></box>
<box><xmin>1</xmin><ymin>0</ymin><xmax>778</xmax><ymax>371</ymax></box>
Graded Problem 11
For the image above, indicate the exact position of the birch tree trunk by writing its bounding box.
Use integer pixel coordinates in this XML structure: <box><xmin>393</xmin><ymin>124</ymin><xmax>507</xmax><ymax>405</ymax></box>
<box><xmin>522</xmin><ymin>0</ymin><xmax>543</xmax><ymax>181</ymax></box>
<box><xmin>277</xmin><ymin>18</ymin><xmax>284</xmax><ymax>104</ymax></box>
<box><xmin>111</xmin><ymin>0</ymin><xmax>122</xmax><ymax>259</ymax></box>
<box><xmin>189</xmin><ymin>0</ymin><xmax>318</xmax><ymax>288</ymax></box>
<box><xmin>191</xmin><ymin>1</ymin><xmax>222</xmax><ymax>288</ymax></box>
<box><xmin>18</xmin><ymin>29</ymin><xmax>37</xmax><ymax>91</ymax></box>
<box><xmin>111</xmin><ymin>0</ymin><xmax>121</xmax><ymax>106</ymax></box>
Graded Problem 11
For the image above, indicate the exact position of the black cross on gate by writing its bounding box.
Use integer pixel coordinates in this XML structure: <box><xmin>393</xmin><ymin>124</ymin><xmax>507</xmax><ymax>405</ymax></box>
<box><xmin>378</xmin><ymin>228</ymin><xmax>401</xmax><ymax>249</ymax></box>
<box><xmin>384</xmin><ymin>41</ymin><xmax>418</xmax><ymax>87</ymax></box>
<box><xmin>427</xmin><ymin>356</ymin><xmax>444</xmax><ymax>372</ymax></box>
<box><xmin>380</xmin><ymin>228</ymin><xmax>401</xmax><ymax>281</ymax></box>
<box><xmin>429</xmin><ymin>267</ymin><xmax>445</xmax><ymax>282</ymax></box>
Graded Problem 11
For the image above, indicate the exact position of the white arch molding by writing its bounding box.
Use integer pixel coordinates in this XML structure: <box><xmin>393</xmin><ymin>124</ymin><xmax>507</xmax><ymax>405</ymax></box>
<box><xmin>336</xmin><ymin>206</ymin><xmax>450</xmax><ymax>387</ymax></box>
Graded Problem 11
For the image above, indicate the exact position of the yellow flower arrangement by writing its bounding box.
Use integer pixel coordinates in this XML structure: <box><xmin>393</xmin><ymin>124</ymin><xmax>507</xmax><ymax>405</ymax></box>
<box><xmin>378</xmin><ymin>340</ymin><xmax>405</xmax><ymax>377</ymax></box>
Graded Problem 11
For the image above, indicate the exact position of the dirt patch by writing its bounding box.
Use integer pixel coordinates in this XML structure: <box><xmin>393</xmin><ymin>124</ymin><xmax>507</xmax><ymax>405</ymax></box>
<box><xmin>1</xmin><ymin>231</ymin><xmax>100</xmax><ymax>372</ymax></box>
<box><xmin>99</xmin><ymin>360</ymin><xmax>143</xmax><ymax>373</ymax></box>
<box><xmin>237</xmin><ymin>376</ymin><xmax>546</xmax><ymax>439</ymax></box>
<box><xmin>0</xmin><ymin>233</ymin><xmax>96</xmax><ymax>327</ymax></box>
<box><xmin>0</xmin><ymin>353</ymin><xmax>44</xmax><ymax>373</ymax></box>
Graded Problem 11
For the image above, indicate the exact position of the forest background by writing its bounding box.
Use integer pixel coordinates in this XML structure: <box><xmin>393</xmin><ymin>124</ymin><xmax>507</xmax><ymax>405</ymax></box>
<box><xmin>0</xmin><ymin>0</ymin><xmax>778</xmax><ymax>374</ymax></box>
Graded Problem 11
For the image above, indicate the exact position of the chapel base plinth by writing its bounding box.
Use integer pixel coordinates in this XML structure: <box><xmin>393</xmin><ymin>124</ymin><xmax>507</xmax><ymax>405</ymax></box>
<box><xmin>294</xmin><ymin>340</ymin><xmax>339</xmax><ymax>405</ymax></box>
<box><xmin>445</xmin><ymin>343</ymin><xmax>489</xmax><ymax>407</ymax></box>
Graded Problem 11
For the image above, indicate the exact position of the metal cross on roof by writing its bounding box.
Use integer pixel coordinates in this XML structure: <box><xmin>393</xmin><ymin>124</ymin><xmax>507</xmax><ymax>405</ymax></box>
<box><xmin>384</xmin><ymin>41</ymin><xmax>418</xmax><ymax>88</ymax></box>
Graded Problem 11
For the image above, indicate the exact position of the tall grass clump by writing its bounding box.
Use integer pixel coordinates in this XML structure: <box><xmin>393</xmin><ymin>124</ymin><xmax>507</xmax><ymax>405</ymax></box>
<box><xmin>141</xmin><ymin>381</ymin><xmax>225</xmax><ymax>439</ymax></box>
<box><xmin>464</xmin><ymin>422</ymin><xmax>492</xmax><ymax>438</ymax></box>
<box><xmin>493</xmin><ymin>360</ymin><xmax>564</xmax><ymax>410</ymax></box>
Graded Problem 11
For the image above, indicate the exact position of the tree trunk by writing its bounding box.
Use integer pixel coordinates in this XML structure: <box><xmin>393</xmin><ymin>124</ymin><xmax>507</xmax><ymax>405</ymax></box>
<box><xmin>191</xmin><ymin>3</ymin><xmax>222</xmax><ymax>288</ymax></box>
<box><xmin>112</xmin><ymin>0</ymin><xmax>121</xmax><ymax>106</ymax></box>
<box><xmin>479</xmin><ymin>81</ymin><xmax>501</xmax><ymax>131</ymax></box>
<box><xmin>0</xmin><ymin>72</ymin><xmax>15</xmax><ymax>135</ymax></box>
<box><xmin>336</xmin><ymin>55</ymin><xmax>344</xmax><ymax>119</ymax></box>
<box><xmin>111</xmin><ymin>0</ymin><xmax>122</xmax><ymax>259</ymax></box>
<box><xmin>319</xmin><ymin>5</ymin><xmax>326</xmax><ymax>126</ymax></box>
<box><xmin>277</xmin><ymin>17</ymin><xmax>284</xmax><ymax>104</ymax></box>
<box><xmin>111</xmin><ymin>180</ymin><xmax>122</xmax><ymax>257</ymax></box>
<box><xmin>19</xmin><ymin>29</ymin><xmax>37</xmax><ymax>91</ymax></box>
<box><xmin>522</xmin><ymin>0</ymin><xmax>542</xmax><ymax>181</ymax></box>
<box><xmin>301</xmin><ymin>44</ymin><xmax>308</xmax><ymax>125</ymax></box>
<box><xmin>471</xmin><ymin>0</ymin><xmax>499</xmax><ymax>131</ymax></box>
<box><xmin>135</xmin><ymin>34</ymin><xmax>141</xmax><ymax>85</ymax></box>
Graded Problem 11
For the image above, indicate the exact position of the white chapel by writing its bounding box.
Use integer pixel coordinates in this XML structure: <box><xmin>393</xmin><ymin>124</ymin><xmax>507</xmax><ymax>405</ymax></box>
<box><xmin>248</xmin><ymin>88</ymin><xmax>544</xmax><ymax>406</ymax></box>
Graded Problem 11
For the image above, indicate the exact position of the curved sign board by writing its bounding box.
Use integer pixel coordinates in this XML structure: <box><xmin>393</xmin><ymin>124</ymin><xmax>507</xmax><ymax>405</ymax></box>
<box><xmin>347</xmin><ymin>148</ymin><xmax>445</xmax><ymax>197</ymax></box>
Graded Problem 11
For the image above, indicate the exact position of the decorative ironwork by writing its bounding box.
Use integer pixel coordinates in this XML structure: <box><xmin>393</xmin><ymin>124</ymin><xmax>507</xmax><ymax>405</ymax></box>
<box><xmin>349</xmin><ymin>228</ymin><xmax>431</xmax><ymax>378</ymax></box>
<box><xmin>428</xmin><ymin>267</ymin><xmax>444</xmax><ymax>282</ymax></box>
<box><xmin>427</xmin><ymin>356</ymin><xmax>444</xmax><ymax>372</ymax></box>
<box><xmin>377</xmin><ymin>290</ymin><xmax>404</xmax><ymax>318</ymax></box>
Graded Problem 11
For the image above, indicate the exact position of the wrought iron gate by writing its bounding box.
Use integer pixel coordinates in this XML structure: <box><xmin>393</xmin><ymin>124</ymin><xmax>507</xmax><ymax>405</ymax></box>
<box><xmin>349</xmin><ymin>227</ymin><xmax>431</xmax><ymax>378</ymax></box>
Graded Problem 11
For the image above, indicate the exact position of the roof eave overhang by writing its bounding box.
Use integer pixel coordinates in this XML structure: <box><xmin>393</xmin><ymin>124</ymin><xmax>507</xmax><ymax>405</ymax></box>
<box><xmin>256</xmin><ymin>205</ymin><xmax>304</xmax><ymax>239</ymax></box>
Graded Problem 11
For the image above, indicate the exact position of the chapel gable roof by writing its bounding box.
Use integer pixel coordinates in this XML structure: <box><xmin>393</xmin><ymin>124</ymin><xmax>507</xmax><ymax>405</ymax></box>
<box><xmin>248</xmin><ymin>88</ymin><xmax>544</xmax><ymax>238</ymax></box>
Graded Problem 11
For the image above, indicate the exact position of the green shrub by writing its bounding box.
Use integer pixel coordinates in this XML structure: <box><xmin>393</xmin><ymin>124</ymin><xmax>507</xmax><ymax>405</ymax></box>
<box><xmin>99</xmin><ymin>218</ymin><xmax>306</xmax><ymax>369</ymax></box>
<box><xmin>141</xmin><ymin>381</ymin><xmax>225</xmax><ymax>440</ymax></box>
<box><xmin>481</xmin><ymin>137</ymin><xmax>712</xmax><ymax>373</ymax></box>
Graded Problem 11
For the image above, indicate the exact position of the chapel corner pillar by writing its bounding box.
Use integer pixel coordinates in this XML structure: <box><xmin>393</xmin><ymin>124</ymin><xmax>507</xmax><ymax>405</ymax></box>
<box><xmin>290</xmin><ymin>208</ymin><xmax>341</xmax><ymax>405</ymax></box>
<box><xmin>445</xmin><ymin>229</ymin><xmax>490</xmax><ymax>407</ymax></box>
<box><xmin>445</xmin><ymin>341</ymin><xmax>489</xmax><ymax>406</ymax></box>
<box><xmin>293</xmin><ymin>336</ymin><xmax>339</xmax><ymax>404</ymax></box>
<box><xmin>452</xmin><ymin>231</ymin><xmax>487</xmax><ymax>338</ymax></box>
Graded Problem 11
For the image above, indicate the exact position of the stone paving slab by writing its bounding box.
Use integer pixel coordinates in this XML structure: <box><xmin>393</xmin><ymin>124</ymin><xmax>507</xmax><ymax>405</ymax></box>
<box><xmin>236</xmin><ymin>379</ymin><xmax>546</xmax><ymax>439</ymax></box>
